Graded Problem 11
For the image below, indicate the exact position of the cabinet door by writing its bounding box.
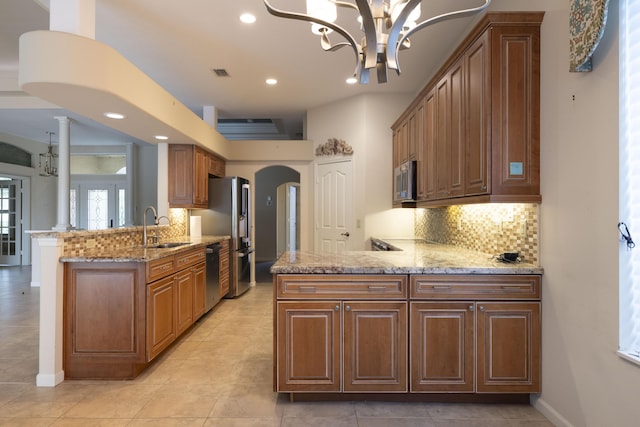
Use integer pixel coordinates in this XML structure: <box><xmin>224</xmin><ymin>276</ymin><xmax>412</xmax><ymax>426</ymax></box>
<box><xmin>175</xmin><ymin>269</ymin><xmax>194</xmax><ymax>335</ymax></box>
<box><xmin>277</xmin><ymin>301</ymin><xmax>341</xmax><ymax>392</ymax></box>
<box><xmin>435</xmin><ymin>75</ymin><xmax>449</xmax><ymax>199</ymax></box>
<box><xmin>410</xmin><ymin>302</ymin><xmax>474</xmax><ymax>392</ymax></box>
<box><xmin>490</xmin><ymin>26</ymin><xmax>540</xmax><ymax>197</ymax></box>
<box><xmin>192</xmin><ymin>262</ymin><xmax>206</xmax><ymax>320</ymax></box>
<box><xmin>413</xmin><ymin>101</ymin><xmax>426</xmax><ymax>200</ymax></box>
<box><xmin>147</xmin><ymin>276</ymin><xmax>177</xmax><ymax>361</ymax></box>
<box><xmin>448</xmin><ymin>58</ymin><xmax>465</xmax><ymax>198</ymax></box>
<box><xmin>193</xmin><ymin>146</ymin><xmax>208</xmax><ymax>207</ymax></box>
<box><xmin>423</xmin><ymin>90</ymin><xmax>437</xmax><ymax>200</ymax></box>
<box><xmin>343</xmin><ymin>301</ymin><xmax>407</xmax><ymax>392</ymax></box>
<box><xmin>465</xmin><ymin>32</ymin><xmax>491</xmax><ymax>196</ymax></box>
<box><xmin>476</xmin><ymin>302</ymin><xmax>541</xmax><ymax>393</ymax></box>
<box><xmin>168</xmin><ymin>145</ymin><xmax>194</xmax><ymax>208</ymax></box>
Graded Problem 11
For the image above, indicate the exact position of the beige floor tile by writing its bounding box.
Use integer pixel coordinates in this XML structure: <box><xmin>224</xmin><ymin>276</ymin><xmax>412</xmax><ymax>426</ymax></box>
<box><xmin>208</xmin><ymin>384</ymin><xmax>282</xmax><ymax>419</ymax></box>
<box><xmin>0</xmin><ymin>419</ymin><xmax>58</xmax><ymax>427</ymax></box>
<box><xmin>50</xmin><ymin>419</ymin><xmax>131</xmax><ymax>426</ymax></box>
<box><xmin>134</xmin><ymin>384</ymin><xmax>222</xmax><ymax>419</ymax></box>
<box><xmin>281</xmin><ymin>401</ymin><xmax>356</xmax><ymax>418</ymax></box>
<box><xmin>127</xmin><ymin>419</ymin><xmax>207</xmax><ymax>427</ymax></box>
<box><xmin>281</xmin><ymin>416</ymin><xmax>359</xmax><ymax>427</ymax></box>
<box><xmin>203</xmin><ymin>418</ymin><xmax>281</xmax><ymax>427</ymax></box>
<box><xmin>356</xmin><ymin>401</ymin><xmax>430</xmax><ymax>418</ymax></box>
<box><xmin>357</xmin><ymin>418</ymin><xmax>435</xmax><ymax>427</ymax></box>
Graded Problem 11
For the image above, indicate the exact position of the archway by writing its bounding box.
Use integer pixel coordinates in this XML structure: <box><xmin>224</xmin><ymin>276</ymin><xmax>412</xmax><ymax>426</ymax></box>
<box><xmin>254</xmin><ymin>166</ymin><xmax>300</xmax><ymax>281</ymax></box>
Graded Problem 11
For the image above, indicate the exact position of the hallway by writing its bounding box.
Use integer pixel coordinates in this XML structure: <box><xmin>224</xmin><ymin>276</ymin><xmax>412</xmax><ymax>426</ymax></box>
<box><xmin>0</xmin><ymin>266</ymin><xmax>552</xmax><ymax>426</ymax></box>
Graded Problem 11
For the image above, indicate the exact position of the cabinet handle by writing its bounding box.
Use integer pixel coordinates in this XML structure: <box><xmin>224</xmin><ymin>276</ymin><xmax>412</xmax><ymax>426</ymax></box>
<box><xmin>345</xmin><ymin>305</ymin><xmax>351</xmax><ymax>312</ymax></box>
<box><xmin>468</xmin><ymin>305</ymin><xmax>474</xmax><ymax>312</ymax></box>
<box><xmin>299</xmin><ymin>286</ymin><xmax>316</xmax><ymax>292</ymax></box>
<box><xmin>334</xmin><ymin>305</ymin><xmax>340</xmax><ymax>311</ymax></box>
<box><xmin>432</xmin><ymin>285</ymin><xmax>451</xmax><ymax>290</ymax></box>
<box><xmin>502</xmin><ymin>286</ymin><xmax>524</xmax><ymax>291</ymax></box>
<box><xmin>368</xmin><ymin>286</ymin><xmax>386</xmax><ymax>290</ymax></box>
<box><xmin>479</xmin><ymin>305</ymin><xmax>485</xmax><ymax>312</ymax></box>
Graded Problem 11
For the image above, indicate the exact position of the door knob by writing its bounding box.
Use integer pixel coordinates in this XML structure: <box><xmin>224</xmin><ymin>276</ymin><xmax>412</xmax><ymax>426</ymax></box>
<box><xmin>341</xmin><ymin>232</ymin><xmax>350</xmax><ymax>237</ymax></box>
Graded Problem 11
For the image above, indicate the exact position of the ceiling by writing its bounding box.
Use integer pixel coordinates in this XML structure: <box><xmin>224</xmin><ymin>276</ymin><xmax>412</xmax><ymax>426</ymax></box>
<box><xmin>0</xmin><ymin>0</ymin><xmax>494</xmax><ymax>147</ymax></box>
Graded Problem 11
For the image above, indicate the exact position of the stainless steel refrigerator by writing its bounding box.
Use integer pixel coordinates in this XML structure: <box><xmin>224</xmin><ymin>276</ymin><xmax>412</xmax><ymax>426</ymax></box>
<box><xmin>192</xmin><ymin>176</ymin><xmax>253</xmax><ymax>298</ymax></box>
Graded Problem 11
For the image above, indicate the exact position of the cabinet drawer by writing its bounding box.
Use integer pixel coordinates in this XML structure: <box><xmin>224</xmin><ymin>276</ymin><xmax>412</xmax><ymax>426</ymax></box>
<box><xmin>176</xmin><ymin>248</ymin><xmax>205</xmax><ymax>270</ymax></box>
<box><xmin>277</xmin><ymin>275</ymin><xmax>407</xmax><ymax>299</ymax></box>
<box><xmin>411</xmin><ymin>275</ymin><xmax>540</xmax><ymax>300</ymax></box>
<box><xmin>147</xmin><ymin>256</ymin><xmax>175</xmax><ymax>282</ymax></box>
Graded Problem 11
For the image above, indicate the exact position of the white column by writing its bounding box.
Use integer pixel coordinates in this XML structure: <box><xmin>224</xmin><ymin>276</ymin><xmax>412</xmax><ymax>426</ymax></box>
<box><xmin>157</xmin><ymin>142</ymin><xmax>169</xmax><ymax>218</ymax></box>
<box><xmin>125</xmin><ymin>143</ymin><xmax>135</xmax><ymax>226</ymax></box>
<box><xmin>35</xmin><ymin>236</ymin><xmax>65</xmax><ymax>387</ymax></box>
<box><xmin>203</xmin><ymin>105</ymin><xmax>218</xmax><ymax>129</ymax></box>
<box><xmin>50</xmin><ymin>0</ymin><xmax>96</xmax><ymax>39</ymax></box>
<box><xmin>53</xmin><ymin>116</ymin><xmax>71</xmax><ymax>231</ymax></box>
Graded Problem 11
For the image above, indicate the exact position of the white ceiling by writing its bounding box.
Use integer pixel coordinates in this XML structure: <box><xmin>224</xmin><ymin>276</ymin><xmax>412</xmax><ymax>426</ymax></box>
<box><xmin>0</xmin><ymin>0</ymin><xmax>493</xmax><ymax>147</ymax></box>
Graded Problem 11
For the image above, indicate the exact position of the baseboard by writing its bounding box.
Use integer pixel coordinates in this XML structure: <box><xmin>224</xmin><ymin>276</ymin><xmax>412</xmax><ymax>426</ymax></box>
<box><xmin>36</xmin><ymin>370</ymin><xmax>64</xmax><ymax>387</ymax></box>
<box><xmin>531</xmin><ymin>395</ymin><xmax>574</xmax><ymax>427</ymax></box>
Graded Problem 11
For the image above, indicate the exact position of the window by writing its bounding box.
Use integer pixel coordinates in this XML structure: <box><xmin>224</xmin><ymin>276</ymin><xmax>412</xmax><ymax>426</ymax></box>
<box><xmin>619</xmin><ymin>0</ymin><xmax>640</xmax><ymax>363</ymax></box>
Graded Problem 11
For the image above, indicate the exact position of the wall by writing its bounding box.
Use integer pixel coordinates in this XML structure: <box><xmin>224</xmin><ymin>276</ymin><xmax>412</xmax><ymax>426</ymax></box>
<box><xmin>307</xmin><ymin>93</ymin><xmax>415</xmax><ymax>250</ymax></box>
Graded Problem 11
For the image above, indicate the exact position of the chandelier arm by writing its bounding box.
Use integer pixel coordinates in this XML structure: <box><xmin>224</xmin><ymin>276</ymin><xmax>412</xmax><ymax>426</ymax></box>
<box><xmin>264</xmin><ymin>0</ymin><xmax>361</xmax><ymax>76</ymax></box>
<box><xmin>389</xmin><ymin>0</ymin><xmax>493</xmax><ymax>72</ymax></box>
<box><xmin>386</xmin><ymin>0</ymin><xmax>422</xmax><ymax>71</ymax></box>
<box><xmin>354</xmin><ymin>0</ymin><xmax>379</xmax><ymax>70</ymax></box>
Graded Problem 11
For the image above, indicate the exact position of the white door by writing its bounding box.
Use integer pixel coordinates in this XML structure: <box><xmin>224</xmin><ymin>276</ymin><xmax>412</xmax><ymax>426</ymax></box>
<box><xmin>71</xmin><ymin>183</ymin><xmax>126</xmax><ymax>230</ymax></box>
<box><xmin>315</xmin><ymin>158</ymin><xmax>353</xmax><ymax>252</ymax></box>
<box><xmin>0</xmin><ymin>178</ymin><xmax>22</xmax><ymax>265</ymax></box>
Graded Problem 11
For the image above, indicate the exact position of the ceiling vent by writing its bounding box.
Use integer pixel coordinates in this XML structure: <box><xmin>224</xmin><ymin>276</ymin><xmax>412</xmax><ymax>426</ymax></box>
<box><xmin>211</xmin><ymin>68</ymin><xmax>230</xmax><ymax>77</ymax></box>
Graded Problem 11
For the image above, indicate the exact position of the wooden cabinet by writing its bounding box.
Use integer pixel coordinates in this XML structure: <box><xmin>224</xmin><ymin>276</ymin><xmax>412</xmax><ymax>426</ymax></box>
<box><xmin>275</xmin><ymin>275</ymin><xmax>408</xmax><ymax>393</ymax></box>
<box><xmin>64</xmin><ymin>246</ymin><xmax>208</xmax><ymax>379</ymax></box>
<box><xmin>64</xmin><ymin>262</ymin><xmax>147</xmax><ymax>380</ymax></box>
<box><xmin>168</xmin><ymin>145</ymin><xmax>212</xmax><ymax>208</ymax></box>
<box><xmin>273</xmin><ymin>272</ymin><xmax>541</xmax><ymax>398</ymax></box>
<box><xmin>208</xmin><ymin>152</ymin><xmax>226</xmax><ymax>178</ymax></box>
<box><xmin>147</xmin><ymin>275</ymin><xmax>177</xmax><ymax>360</ymax></box>
<box><xmin>410</xmin><ymin>275</ymin><xmax>541</xmax><ymax>394</ymax></box>
<box><xmin>391</xmin><ymin>12</ymin><xmax>543</xmax><ymax>206</ymax></box>
<box><xmin>219</xmin><ymin>239</ymin><xmax>230</xmax><ymax>298</ymax></box>
<box><xmin>147</xmin><ymin>247</ymin><xmax>205</xmax><ymax>361</ymax></box>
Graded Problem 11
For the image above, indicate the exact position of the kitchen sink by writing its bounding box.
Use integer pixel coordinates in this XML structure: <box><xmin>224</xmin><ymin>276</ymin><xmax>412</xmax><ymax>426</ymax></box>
<box><xmin>149</xmin><ymin>242</ymin><xmax>190</xmax><ymax>249</ymax></box>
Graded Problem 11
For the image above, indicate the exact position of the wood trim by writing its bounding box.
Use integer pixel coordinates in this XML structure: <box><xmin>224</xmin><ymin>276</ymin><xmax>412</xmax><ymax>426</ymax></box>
<box><xmin>411</xmin><ymin>275</ymin><xmax>541</xmax><ymax>300</ymax></box>
<box><xmin>277</xmin><ymin>275</ymin><xmax>407</xmax><ymax>299</ymax></box>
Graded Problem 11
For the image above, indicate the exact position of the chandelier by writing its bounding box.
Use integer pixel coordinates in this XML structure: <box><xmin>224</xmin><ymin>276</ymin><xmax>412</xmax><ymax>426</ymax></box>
<box><xmin>264</xmin><ymin>0</ymin><xmax>492</xmax><ymax>84</ymax></box>
<box><xmin>39</xmin><ymin>131</ymin><xmax>58</xmax><ymax>177</ymax></box>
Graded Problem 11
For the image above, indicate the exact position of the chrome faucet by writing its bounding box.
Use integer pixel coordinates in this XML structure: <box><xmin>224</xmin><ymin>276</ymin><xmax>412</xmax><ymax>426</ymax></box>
<box><xmin>142</xmin><ymin>206</ymin><xmax>158</xmax><ymax>246</ymax></box>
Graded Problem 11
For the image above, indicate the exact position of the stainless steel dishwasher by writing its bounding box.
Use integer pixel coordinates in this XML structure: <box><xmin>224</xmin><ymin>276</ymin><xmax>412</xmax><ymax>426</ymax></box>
<box><xmin>205</xmin><ymin>243</ymin><xmax>222</xmax><ymax>312</ymax></box>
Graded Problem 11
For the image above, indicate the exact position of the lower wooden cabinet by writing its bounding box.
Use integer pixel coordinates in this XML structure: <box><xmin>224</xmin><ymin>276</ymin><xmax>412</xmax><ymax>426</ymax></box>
<box><xmin>64</xmin><ymin>246</ymin><xmax>208</xmax><ymax>379</ymax></box>
<box><xmin>147</xmin><ymin>275</ymin><xmax>177</xmax><ymax>360</ymax></box>
<box><xmin>276</xmin><ymin>300</ymin><xmax>407</xmax><ymax>393</ymax></box>
<box><xmin>274</xmin><ymin>273</ymin><xmax>541</xmax><ymax>397</ymax></box>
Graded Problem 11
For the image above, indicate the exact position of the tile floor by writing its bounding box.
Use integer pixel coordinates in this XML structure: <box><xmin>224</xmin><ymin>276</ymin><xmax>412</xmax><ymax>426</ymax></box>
<box><xmin>0</xmin><ymin>264</ymin><xmax>554</xmax><ymax>426</ymax></box>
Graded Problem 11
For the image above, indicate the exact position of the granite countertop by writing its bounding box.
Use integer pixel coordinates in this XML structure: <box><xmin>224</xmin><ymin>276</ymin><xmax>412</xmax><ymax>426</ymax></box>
<box><xmin>60</xmin><ymin>235</ymin><xmax>230</xmax><ymax>263</ymax></box>
<box><xmin>271</xmin><ymin>239</ymin><xmax>543</xmax><ymax>275</ymax></box>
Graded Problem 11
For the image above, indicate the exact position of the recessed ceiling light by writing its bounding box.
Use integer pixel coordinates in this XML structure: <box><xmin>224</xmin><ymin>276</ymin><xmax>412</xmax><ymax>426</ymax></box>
<box><xmin>346</xmin><ymin>77</ymin><xmax>358</xmax><ymax>85</ymax></box>
<box><xmin>154</xmin><ymin>135</ymin><xmax>169</xmax><ymax>140</ymax></box>
<box><xmin>240</xmin><ymin>13</ymin><xmax>256</xmax><ymax>24</ymax></box>
<box><xmin>266</xmin><ymin>78</ymin><xmax>278</xmax><ymax>85</ymax></box>
<box><xmin>104</xmin><ymin>112</ymin><xmax>125</xmax><ymax>119</ymax></box>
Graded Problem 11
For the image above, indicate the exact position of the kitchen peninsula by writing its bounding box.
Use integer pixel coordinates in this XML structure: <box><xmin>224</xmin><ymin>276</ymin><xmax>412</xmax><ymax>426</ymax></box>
<box><xmin>271</xmin><ymin>240</ymin><xmax>542</xmax><ymax>400</ymax></box>
<box><xmin>60</xmin><ymin>234</ymin><xmax>229</xmax><ymax>380</ymax></box>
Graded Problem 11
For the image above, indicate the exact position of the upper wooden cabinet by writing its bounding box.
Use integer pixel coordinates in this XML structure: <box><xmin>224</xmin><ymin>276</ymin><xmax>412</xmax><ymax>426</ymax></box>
<box><xmin>169</xmin><ymin>144</ymin><xmax>226</xmax><ymax>209</ymax></box>
<box><xmin>391</xmin><ymin>12</ymin><xmax>543</xmax><ymax>206</ymax></box>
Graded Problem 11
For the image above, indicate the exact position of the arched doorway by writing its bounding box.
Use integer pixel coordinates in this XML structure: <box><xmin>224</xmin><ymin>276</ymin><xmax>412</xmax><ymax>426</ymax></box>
<box><xmin>254</xmin><ymin>166</ymin><xmax>300</xmax><ymax>281</ymax></box>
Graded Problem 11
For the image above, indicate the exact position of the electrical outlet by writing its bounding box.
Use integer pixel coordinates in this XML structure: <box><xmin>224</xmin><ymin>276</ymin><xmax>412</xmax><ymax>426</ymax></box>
<box><xmin>519</xmin><ymin>220</ymin><xmax>528</xmax><ymax>237</ymax></box>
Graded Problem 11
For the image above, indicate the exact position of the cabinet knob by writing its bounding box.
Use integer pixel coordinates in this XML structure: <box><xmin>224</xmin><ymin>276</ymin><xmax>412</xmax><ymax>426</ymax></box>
<box><xmin>479</xmin><ymin>305</ymin><xmax>485</xmax><ymax>312</ymax></box>
<box><xmin>468</xmin><ymin>305</ymin><xmax>474</xmax><ymax>312</ymax></box>
<box><xmin>334</xmin><ymin>305</ymin><xmax>340</xmax><ymax>311</ymax></box>
<box><xmin>481</xmin><ymin>185</ymin><xmax>487</xmax><ymax>191</ymax></box>
<box><xmin>345</xmin><ymin>305</ymin><xmax>351</xmax><ymax>312</ymax></box>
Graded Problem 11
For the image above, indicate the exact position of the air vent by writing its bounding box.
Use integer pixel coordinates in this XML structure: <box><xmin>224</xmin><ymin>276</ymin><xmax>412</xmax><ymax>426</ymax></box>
<box><xmin>211</xmin><ymin>68</ymin><xmax>230</xmax><ymax>77</ymax></box>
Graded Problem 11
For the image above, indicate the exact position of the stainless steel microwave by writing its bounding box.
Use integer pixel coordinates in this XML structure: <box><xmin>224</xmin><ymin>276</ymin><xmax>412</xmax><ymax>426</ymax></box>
<box><xmin>393</xmin><ymin>160</ymin><xmax>416</xmax><ymax>202</ymax></box>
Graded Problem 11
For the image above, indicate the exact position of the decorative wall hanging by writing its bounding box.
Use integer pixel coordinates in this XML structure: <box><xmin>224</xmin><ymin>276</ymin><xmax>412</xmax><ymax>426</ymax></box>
<box><xmin>569</xmin><ymin>0</ymin><xmax>610</xmax><ymax>72</ymax></box>
<box><xmin>315</xmin><ymin>138</ymin><xmax>354</xmax><ymax>156</ymax></box>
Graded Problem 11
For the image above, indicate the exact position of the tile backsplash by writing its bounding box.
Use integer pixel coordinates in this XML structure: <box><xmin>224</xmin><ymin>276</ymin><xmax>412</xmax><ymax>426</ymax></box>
<box><xmin>414</xmin><ymin>203</ymin><xmax>539</xmax><ymax>264</ymax></box>
<box><xmin>61</xmin><ymin>209</ymin><xmax>188</xmax><ymax>258</ymax></box>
